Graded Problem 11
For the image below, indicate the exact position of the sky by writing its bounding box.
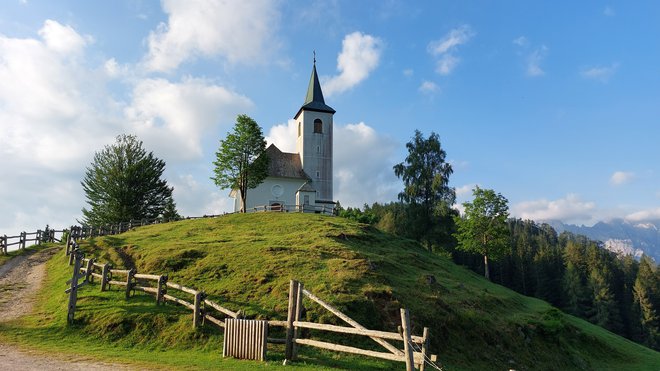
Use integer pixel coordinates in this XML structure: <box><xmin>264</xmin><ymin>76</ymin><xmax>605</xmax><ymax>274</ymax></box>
<box><xmin>1</xmin><ymin>0</ymin><xmax>660</xmax><ymax>236</ymax></box>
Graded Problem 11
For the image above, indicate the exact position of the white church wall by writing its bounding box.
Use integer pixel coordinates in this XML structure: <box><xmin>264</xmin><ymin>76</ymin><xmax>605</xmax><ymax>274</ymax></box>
<box><xmin>236</xmin><ymin>177</ymin><xmax>307</xmax><ymax>212</ymax></box>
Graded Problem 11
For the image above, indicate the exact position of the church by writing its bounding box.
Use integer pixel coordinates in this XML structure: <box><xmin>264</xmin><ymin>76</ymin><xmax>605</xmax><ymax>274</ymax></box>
<box><xmin>230</xmin><ymin>61</ymin><xmax>336</xmax><ymax>213</ymax></box>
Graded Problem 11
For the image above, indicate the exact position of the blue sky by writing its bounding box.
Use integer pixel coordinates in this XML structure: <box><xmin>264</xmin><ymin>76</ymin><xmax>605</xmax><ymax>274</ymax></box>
<box><xmin>1</xmin><ymin>0</ymin><xmax>659</xmax><ymax>235</ymax></box>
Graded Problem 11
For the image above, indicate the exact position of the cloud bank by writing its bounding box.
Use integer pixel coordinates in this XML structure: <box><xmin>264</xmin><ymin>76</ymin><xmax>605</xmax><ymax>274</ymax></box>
<box><xmin>323</xmin><ymin>32</ymin><xmax>384</xmax><ymax>97</ymax></box>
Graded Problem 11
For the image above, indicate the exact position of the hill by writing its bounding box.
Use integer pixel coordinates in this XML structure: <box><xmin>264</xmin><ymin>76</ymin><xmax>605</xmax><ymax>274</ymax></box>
<box><xmin>2</xmin><ymin>213</ymin><xmax>659</xmax><ymax>370</ymax></box>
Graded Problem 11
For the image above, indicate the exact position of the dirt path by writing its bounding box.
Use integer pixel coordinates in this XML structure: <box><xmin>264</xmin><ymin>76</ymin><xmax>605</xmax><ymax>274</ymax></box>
<box><xmin>0</xmin><ymin>248</ymin><xmax>132</xmax><ymax>370</ymax></box>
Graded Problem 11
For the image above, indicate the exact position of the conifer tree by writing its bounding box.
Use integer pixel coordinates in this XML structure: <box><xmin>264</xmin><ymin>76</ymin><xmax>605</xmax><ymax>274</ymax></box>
<box><xmin>81</xmin><ymin>134</ymin><xmax>173</xmax><ymax>225</ymax></box>
<box><xmin>632</xmin><ymin>255</ymin><xmax>659</xmax><ymax>349</ymax></box>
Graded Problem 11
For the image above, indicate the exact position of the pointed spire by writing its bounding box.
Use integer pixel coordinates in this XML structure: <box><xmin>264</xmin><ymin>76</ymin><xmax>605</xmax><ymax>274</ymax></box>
<box><xmin>297</xmin><ymin>53</ymin><xmax>335</xmax><ymax>117</ymax></box>
<box><xmin>304</xmin><ymin>62</ymin><xmax>326</xmax><ymax>105</ymax></box>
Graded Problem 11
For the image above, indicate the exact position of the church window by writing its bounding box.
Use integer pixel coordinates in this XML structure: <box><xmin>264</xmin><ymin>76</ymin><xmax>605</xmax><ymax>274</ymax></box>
<box><xmin>316</xmin><ymin>171</ymin><xmax>320</xmax><ymax>178</ymax></box>
<box><xmin>298</xmin><ymin>122</ymin><xmax>301</xmax><ymax>137</ymax></box>
<box><xmin>316</xmin><ymin>145</ymin><xmax>320</xmax><ymax>153</ymax></box>
<box><xmin>313</xmin><ymin>119</ymin><xmax>323</xmax><ymax>133</ymax></box>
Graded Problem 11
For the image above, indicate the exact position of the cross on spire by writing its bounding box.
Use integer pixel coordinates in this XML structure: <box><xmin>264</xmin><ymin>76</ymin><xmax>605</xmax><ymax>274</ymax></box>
<box><xmin>313</xmin><ymin>50</ymin><xmax>316</xmax><ymax>65</ymax></box>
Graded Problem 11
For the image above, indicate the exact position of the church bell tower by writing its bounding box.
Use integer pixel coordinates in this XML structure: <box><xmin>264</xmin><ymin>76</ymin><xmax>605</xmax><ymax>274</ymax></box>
<box><xmin>294</xmin><ymin>58</ymin><xmax>335</xmax><ymax>203</ymax></box>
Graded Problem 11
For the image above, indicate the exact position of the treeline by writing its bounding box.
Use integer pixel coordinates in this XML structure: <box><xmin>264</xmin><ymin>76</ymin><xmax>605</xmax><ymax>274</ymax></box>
<box><xmin>338</xmin><ymin>204</ymin><xmax>660</xmax><ymax>350</ymax></box>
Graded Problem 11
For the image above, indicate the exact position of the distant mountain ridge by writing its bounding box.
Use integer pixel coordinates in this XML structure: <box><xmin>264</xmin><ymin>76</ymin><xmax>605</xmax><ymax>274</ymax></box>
<box><xmin>545</xmin><ymin>219</ymin><xmax>660</xmax><ymax>261</ymax></box>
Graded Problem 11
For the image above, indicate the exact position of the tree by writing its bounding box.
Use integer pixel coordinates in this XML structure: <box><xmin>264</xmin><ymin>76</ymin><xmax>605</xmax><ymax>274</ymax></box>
<box><xmin>632</xmin><ymin>255</ymin><xmax>659</xmax><ymax>348</ymax></box>
<box><xmin>393</xmin><ymin>130</ymin><xmax>455</xmax><ymax>251</ymax></box>
<box><xmin>162</xmin><ymin>196</ymin><xmax>181</xmax><ymax>221</ymax></box>
<box><xmin>212</xmin><ymin>114</ymin><xmax>269</xmax><ymax>212</ymax></box>
<box><xmin>453</xmin><ymin>186</ymin><xmax>509</xmax><ymax>280</ymax></box>
<box><xmin>81</xmin><ymin>134</ymin><xmax>173</xmax><ymax>225</ymax></box>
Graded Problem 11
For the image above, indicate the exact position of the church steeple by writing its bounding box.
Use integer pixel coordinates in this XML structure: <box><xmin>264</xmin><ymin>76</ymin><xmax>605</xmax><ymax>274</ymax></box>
<box><xmin>294</xmin><ymin>56</ymin><xmax>334</xmax><ymax>203</ymax></box>
<box><xmin>295</xmin><ymin>57</ymin><xmax>335</xmax><ymax>119</ymax></box>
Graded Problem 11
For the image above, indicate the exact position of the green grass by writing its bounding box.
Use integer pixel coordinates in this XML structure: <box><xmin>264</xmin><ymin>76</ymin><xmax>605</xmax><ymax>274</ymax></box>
<box><xmin>1</xmin><ymin>213</ymin><xmax>659</xmax><ymax>370</ymax></box>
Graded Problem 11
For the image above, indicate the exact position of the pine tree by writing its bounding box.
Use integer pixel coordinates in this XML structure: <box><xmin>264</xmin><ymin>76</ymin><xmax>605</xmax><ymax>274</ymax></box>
<box><xmin>632</xmin><ymin>255</ymin><xmax>659</xmax><ymax>349</ymax></box>
<box><xmin>81</xmin><ymin>134</ymin><xmax>173</xmax><ymax>225</ymax></box>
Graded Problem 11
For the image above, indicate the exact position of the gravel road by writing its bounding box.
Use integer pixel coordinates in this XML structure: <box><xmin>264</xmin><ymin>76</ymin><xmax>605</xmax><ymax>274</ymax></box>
<box><xmin>0</xmin><ymin>248</ymin><xmax>131</xmax><ymax>370</ymax></box>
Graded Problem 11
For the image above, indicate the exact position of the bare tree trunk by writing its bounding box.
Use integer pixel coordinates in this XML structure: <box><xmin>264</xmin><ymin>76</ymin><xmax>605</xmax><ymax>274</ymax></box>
<box><xmin>484</xmin><ymin>254</ymin><xmax>490</xmax><ymax>281</ymax></box>
<box><xmin>240</xmin><ymin>189</ymin><xmax>247</xmax><ymax>213</ymax></box>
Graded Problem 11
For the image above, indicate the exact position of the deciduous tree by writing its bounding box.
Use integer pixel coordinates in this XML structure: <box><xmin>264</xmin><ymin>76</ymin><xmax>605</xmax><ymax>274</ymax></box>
<box><xmin>393</xmin><ymin>130</ymin><xmax>455</xmax><ymax>251</ymax></box>
<box><xmin>212</xmin><ymin>114</ymin><xmax>269</xmax><ymax>212</ymax></box>
<box><xmin>453</xmin><ymin>186</ymin><xmax>509</xmax><ymax>280</ymax></box>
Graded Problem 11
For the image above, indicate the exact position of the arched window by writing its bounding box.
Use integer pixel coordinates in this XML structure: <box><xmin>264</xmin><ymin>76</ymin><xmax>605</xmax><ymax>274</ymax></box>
<box><xmin>314</xmin><ymin>119</ymin><xmax>323</xmax><ymax>134</ymax></box>
<box><xmin>298</xmin><ymin>122</ymin><xmax>301</xmax><ymax>137</ymax></box>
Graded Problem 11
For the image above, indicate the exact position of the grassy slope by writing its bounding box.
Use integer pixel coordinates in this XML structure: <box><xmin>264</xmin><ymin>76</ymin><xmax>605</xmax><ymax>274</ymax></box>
<box><xmin>1</xmin><ymin>213</ymin><xmax>659</xmax><ymax>370</ymax></box>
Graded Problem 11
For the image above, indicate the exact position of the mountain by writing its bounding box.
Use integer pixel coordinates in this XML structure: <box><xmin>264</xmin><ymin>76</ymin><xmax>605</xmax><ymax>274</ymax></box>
<box><xmin>546</xmin><ymin>219</ymin><xmax>660</xmax><ymax>260</ymax></box>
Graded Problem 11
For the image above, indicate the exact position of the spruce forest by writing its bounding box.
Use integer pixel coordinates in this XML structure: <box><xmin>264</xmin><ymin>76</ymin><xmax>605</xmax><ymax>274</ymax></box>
<box><xmin>339</xmin><ymin>204</ymin><xmax>660</xmax><ymax>351</ymax></box>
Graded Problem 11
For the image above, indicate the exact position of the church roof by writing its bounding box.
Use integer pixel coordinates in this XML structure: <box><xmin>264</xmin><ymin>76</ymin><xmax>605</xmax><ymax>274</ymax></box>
<box><xmin>264</xmin><ymin>144</ymin><xmax>310</xmax><ymax>180</ymax></box>
<box><xmin>294</xmin><ymin>62</ymin><xmax>335</xmax><ymax>119</ymax></box>
<box><xmin>297</xmin><ymin>181</ymin><xmax>316</xmax><ymax>193</ymax></box>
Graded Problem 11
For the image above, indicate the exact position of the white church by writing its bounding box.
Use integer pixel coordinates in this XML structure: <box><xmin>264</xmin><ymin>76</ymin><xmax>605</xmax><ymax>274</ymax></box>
<box><xmin>230</xmin><ymin>61</ymin><xmax>336</xmax><ymax>214</ymax></box>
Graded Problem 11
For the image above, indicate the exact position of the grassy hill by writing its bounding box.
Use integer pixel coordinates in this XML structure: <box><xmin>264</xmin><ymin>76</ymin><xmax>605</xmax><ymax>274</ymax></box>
<box><xmin>2</xmin><ymin>213</ymin><xmax>659</xmax><ymax>370</ymax></box>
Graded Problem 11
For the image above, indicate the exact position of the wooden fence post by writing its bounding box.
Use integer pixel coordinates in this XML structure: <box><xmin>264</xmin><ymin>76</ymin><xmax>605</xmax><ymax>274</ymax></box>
<box><xmin>420</xmin><ymin>327</ymin><xmax>430</xmax><ymax>371</ymax></box>
<box><xmin>125</xmin><ymin>268</ymin><xmax>135</xmax><ymax>299</ymax></box>
<box><xmin>193</xmin><ymin>291</ymin><xmax>204</xmax><ymax>329</ymax></box>
<box><xmin>67</xmin><ymin>250</ymin><xmax>84</xmax><ymax>324</ymax></box>
<box><xmin>20</xmin><ymin>232</ymin><xmax>26</xmax><ymax>249</ymax></box>
<box><xmin>36</xmin><ymin>230</ymin><xmax>42</xmax><ymax>245</ymax></box>
<box><xmin>292</xmin><ymin>281</ymin><xmax>304</xmax><ymax>360</ymax></box>
<box><xmin>100</xmin><ymin>263</ymin><xmax>110</xmax><ymax>291</ymax></box>
<box><xmin>85</xmin><ymin>258</ymin><xmax>95</xmax><ymax>283</ymax></box>
<box><xmin>285</xmin><ymin>280</ymin><xmax>299</xmax><ymax>360</ymax></box>
<box><xmin>400</xmin><ymin>308</ymin><xmax>414</xmax><ymax>371</ymax></box>
<box><xmin>156</xmin><ymin>275</ymin><xmax>168</xmax><ymax>304</ymax></box>
<box><xmin>1</xmin><ymin>235</ymin><xmax>6</xmax><ymax>254</ymax></box>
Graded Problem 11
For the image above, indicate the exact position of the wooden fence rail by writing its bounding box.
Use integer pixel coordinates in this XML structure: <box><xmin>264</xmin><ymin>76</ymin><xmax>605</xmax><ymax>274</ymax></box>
<box><xmin>1</xmin><ymin>226</ymin><xmax>66</xmax><ymax>254</ymax></box>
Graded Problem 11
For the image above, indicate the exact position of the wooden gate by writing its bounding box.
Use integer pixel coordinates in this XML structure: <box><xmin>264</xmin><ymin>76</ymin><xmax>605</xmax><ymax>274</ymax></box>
<box><xmin>223</xmin><ymin>319</ymin><xmax>268</xmax><ymax>361</ymax></box>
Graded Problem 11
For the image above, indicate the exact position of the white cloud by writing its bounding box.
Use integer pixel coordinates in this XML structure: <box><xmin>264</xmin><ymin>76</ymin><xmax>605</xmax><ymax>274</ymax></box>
<box><xmin>418</xmin><ymin>80</ymin><xmax>439</xmax><ymax>94</ymax></box>
<box><xmin>512</xmin><ymin>194</ymin><xmax>596</xmax><ymax>224</ymax></box>
<box><xmin>265</xmin><ymin>120</ymin><xmax>400</xmax><ymax>208</ymax></box>
<box><xmin>610</xmin><ymin>171</ymin><xmax>634</xmax><ymax>186</ymax></box>
<box><xmin>38</xmin><ymin>19</ymin><xmax>91</xmax><ymax>55</ymax></box>
<box><xmin>428</xmin><ymin>25</ymin><xmax>474</xmax><ymax>55</ymax></box>
<box><xmin>435</xmin><ymin>54</ymin><xmax>460</xmax><ymax>75</ymax></box>
<box><xmin>427</xmin><ymin>25</ymin><xmax>474</xmax><ymax>75</ymax></box>
<box><xmin>581</xmin><ymin>63</ymin><xmax>618</xmax><ymax>82</ymax></box>
<box><xmin>455</xmin><ymin>184</ymin><xmax>476</xmax><ymax>198</ymax></box>
<box><xmin>403</xmin><ymin>68</ymin><xmax>414</xmax><ymax>77</ymax></box>
<box><xmin>334</xmin><ymin>122</ymin><xmax>400</xmax><ymax>207</ymax></box>
<box><xmin>527</xmin><ymin>45</ymin><xmax>548</xmax><ymax>77</ymax></box>
<box><xmin>514</xmin><ymin>37</ymin><xmax>548</xmax><ymax>77</ymax></box>
<box><xmin>512</xmin><ymin>36</ymin><xmax>528</xmax><ymax>47</ymax></box>
<box><xmin>265</xmin><ymin>119</ymin><xmax>297</xmax><ymax>153</ymax></box>
<box><xmin>322</xmin><ymin>32</ymin><xmax>384</xmax><ymax>97</ymax></box>
<box><xmin>144</xmin><ymin>0</ymin><xmax>280</xmax><ymax>72</ymax></box>
<box><xmin>626</xmin><ymin>208</ymin><xmax>660</xmax><ymax>222</ymax></box>
<box><xmin>170</xmin><ymin>174</ymin><xmax>234</xmax><ymax>216</ymax></box>
<box><xmin>125</xmin><ymin>77</ymin><xmax>253</xmax><ymax>161</ymax></box>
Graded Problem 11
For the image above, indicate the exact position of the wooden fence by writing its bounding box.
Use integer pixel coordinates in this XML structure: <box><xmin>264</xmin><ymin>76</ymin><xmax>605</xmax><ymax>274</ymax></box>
<box><xmin>1</xmin><ymin>226</ymin><xmax>66</xmax><ymax>254</ymax></box>
<box><xmin>249</xmin><ymin>204</ymin><xmax>336</xmax><ymax>215</ymax></box>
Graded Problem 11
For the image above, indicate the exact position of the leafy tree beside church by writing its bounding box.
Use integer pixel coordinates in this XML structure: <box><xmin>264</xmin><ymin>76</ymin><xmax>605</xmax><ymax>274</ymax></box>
<box><xmin>212</xmin><ymin>114</ymin><xmax>269</xmax><ymax>213</ymax></box>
